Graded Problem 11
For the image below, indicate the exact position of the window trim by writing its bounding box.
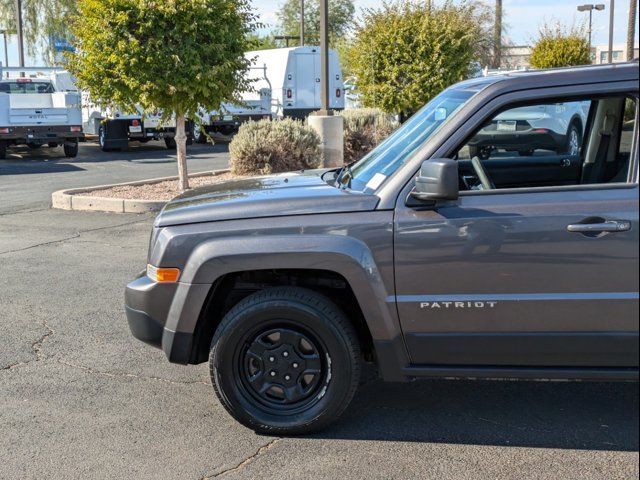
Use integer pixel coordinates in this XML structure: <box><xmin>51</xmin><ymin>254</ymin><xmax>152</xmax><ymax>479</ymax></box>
<box><xmin>390</xmin><ymin>81</ymin><xmax>639</xmax><ymax>211</ymax></box>
<box><xmin>450</xmin><ymin>93</ymin><xmax>639</xmax><ymax>196</ymax></box>
<box><xmin>458</xmin><ymin>181</ymin><xmax>637</xmax><ymax>198</ymax></box>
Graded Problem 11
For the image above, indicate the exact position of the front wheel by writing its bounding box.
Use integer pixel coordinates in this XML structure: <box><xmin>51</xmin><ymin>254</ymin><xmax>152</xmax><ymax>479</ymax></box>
<box><xmin>209</xmin><ymin>287</ymin><xmax>361</xmax><ymax>435</ymax></box>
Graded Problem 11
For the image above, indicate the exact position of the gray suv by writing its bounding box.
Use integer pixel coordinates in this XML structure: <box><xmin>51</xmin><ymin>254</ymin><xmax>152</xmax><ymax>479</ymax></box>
<box><xmin>126</xmin><ymin>63</ymin><xmax>639</xmax><ymax>434</ymax></box>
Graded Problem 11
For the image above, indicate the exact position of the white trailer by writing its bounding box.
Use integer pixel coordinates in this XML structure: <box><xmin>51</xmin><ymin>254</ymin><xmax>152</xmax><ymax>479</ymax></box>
<box><xmin>0</xmin><ymin>66</ymin><xmax>83</xmax><ymax>159</ymax></box>
<box><xmin>197</xmin><ymin>46</ymin><xmax>344</xmax><ymax>141</ymax></box>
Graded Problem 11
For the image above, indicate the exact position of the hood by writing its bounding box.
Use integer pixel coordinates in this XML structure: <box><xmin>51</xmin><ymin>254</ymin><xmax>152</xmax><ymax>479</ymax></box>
<box><xmin>155</xmin><ymin>170</ymin><xmax>379</xmax><ymax>227</ymax></box>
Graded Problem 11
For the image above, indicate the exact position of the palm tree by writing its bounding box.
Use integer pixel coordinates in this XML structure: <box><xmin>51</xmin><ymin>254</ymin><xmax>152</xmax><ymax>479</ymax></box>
<box><xmin>492</xmin><ymin>0</ymin><xmax>503</xmax><ymax>68</ymax></box>
<box><xmin>627</xmin><ymin>0</ymin><xmax>637</xmax><ymax>61</ymax></box>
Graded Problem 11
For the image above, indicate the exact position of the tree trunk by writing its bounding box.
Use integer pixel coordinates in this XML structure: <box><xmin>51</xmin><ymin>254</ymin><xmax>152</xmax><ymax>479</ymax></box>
<box><xmin>492</xmin><ymin>0</ymin><xmax>502</xmax><ymax>69</ymax></box>
<box><xmin>175</xmin><ymin>114</ymin><xmax>189</xmax><ymax>192</ymax></box>
<box><xmin>627</xmin><ymin>0</ymin><xmax>637</xmax><ymax>61</ymax></box>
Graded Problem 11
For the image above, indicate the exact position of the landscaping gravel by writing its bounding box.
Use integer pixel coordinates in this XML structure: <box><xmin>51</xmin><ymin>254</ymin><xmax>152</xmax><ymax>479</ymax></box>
<box><xmin>84</xmin><ymin>172</ymin><xmax>238</xmax><ymax>201</ymax></box>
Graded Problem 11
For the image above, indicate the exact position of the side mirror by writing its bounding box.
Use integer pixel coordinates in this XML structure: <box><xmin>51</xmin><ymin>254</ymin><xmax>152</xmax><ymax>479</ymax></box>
<box><xmin>411</xmin><ymin>158</ymin><xmax>459</xmax><ymax>203</ymax></box>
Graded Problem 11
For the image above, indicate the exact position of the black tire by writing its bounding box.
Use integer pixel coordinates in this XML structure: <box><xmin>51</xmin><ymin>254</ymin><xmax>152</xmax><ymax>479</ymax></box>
<box><xmin>0</xmin><ymin>140</ymin><xmax>7</xmax><ymax>159</ymax></box>
<box><xmin>48</xmin><ymin>142</ymin><xmax>59</xmax><ymax>148</ymax></box>
<box><xmin>193</xmin><ymin>123</ymin><xmax>207</xmax><ymax>144</ymax></box>
<box><xmin>98</xmin><ymin>126</ymin><xmax>111</xmax><ymax>152</ymax></box>
<box><xmin>63</xmin><ymin>141</ymin><xmax>79</xmax><ymax>158</ymax></box>
<box><xmin>563</xmin><ymin>122</ymin><xmax>582</xmax><ymax>156</ymax></box>
<box><xmin>209</xmin><ymin>287</ymin><xmax>361</xmax><ymax>435</ymax></box>
<box><xmin>164</xmin><ymin>137</ymin><xmax>176</xmax><ymax>149</ymax></box>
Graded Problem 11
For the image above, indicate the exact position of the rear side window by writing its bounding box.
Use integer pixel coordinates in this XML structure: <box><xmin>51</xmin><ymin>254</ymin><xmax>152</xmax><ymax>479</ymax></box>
<box><xmin>454</xmin><ymin>95</ymin><xmax>637</xmax><ymax>191</ymax></box>
<box><xmin>0</xmin><ymin>81</ymin><xmax>55</xmax><ymax>94</ymax></box>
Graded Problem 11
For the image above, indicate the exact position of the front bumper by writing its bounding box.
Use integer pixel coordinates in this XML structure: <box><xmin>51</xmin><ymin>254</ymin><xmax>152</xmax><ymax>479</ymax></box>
<box><xmin>124</xmin><ymin>270</ymin><xmax>211</xmax><ymax>364</ymax></box>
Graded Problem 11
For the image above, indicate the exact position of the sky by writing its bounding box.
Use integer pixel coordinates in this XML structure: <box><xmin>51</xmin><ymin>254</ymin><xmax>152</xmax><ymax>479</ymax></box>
<box><xmin>3</xmin><ymin>0</ymin><xmax>638</xmax><ymax>67</ymax></box>
<box><xmin>252</xmin><ymin>0</ymin><xmax>639</xmax><ymax>46</ymax></box>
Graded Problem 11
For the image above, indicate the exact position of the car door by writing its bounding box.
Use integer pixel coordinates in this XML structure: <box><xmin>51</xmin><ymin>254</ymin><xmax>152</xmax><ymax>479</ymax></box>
<box><xmin>393</xmin><ymin>93</ymin><xmax>639</xmax><ymax>368</ymax></box>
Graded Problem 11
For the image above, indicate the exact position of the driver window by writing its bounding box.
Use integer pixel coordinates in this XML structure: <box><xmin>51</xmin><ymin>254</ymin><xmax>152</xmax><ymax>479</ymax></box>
<box><xmin>455</xmin><ymin>96</ymin><xmax>636</xmax><ymax>191</ymax></box>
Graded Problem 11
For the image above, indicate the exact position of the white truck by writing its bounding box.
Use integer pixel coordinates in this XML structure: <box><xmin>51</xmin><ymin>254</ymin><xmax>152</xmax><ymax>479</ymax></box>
<box><xmin>0</xmin><ymin>66</ymin><xmax>83</xmax><ymax>159</ymax></box>
<box><xmin>196</xmin><ymin>46</ymin><xmax>345</xmax><ymax>141</ymax></box>
<box><xmin>82</xmin><ymin>98</ymin><xmax>187</xmax><ymax>151</ymax></box>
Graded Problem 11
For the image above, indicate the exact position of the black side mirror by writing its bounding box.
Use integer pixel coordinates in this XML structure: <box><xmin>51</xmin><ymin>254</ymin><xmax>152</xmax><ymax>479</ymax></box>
<box><xmin>410</xmin><ymin>158</ymin><xmax>459</xmax><ymax>203</ymax></box>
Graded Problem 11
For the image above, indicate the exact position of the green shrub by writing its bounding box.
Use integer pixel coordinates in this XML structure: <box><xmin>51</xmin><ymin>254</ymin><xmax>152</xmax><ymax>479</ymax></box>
<box><xmin>229</xmin><ymin>118</ymin><xmax>321</xmax><ymax>175</ymax></box>
<box><xmin>530</xmin><ymin>22</ymin><xmax>591</xmax><ymax>69</ymax></box>
<box><xmin>341</xmin><ymin>108</ymin><xmax>399</xmax><ymax>163</ymax></box>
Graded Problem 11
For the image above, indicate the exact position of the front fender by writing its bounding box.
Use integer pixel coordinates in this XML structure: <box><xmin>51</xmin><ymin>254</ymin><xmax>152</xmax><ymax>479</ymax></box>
<box><xmin>174</xmin><ymin>234</ymin><xmax>399</xmax><ymax>345</ymax></box>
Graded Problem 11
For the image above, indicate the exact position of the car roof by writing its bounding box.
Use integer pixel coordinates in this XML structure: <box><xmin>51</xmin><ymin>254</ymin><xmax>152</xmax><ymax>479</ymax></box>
<box><xmin>496</xmin><ymin>62</ymin><xmax>637</xmax><ymax>88</ymax></box>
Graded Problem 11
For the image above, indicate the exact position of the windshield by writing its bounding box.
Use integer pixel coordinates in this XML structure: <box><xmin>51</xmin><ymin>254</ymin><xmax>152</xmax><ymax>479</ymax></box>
<box><xmin>348</xmin><ymin>85</ymin><xmax>482</xmax><ymax>192</ymax></box>
<box><xmin>0</xmin><ymin>81</ymin><xmax>55</xmax><ymax>94</ymax></box>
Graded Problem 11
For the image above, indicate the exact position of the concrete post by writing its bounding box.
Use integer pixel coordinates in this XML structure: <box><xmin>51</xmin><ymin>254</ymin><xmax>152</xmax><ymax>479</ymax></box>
<box><xmin>308</xmin><ymin>114</ymin><xmax>344</xmax><ymax>168</ymax></box>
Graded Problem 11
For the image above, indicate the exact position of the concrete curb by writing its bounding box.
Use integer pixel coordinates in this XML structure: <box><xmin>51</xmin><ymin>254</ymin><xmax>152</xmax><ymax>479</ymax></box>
<box><xmin>51</xmin><ymin>169</ymin><xmax>230</xmax><ymax>214</ymax></box>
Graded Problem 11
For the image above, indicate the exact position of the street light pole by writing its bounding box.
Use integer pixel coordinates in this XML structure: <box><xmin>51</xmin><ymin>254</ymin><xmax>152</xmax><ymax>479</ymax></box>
<box><xmin>15</xmin><ymin>0</ymin><xmax>25</xmax><ymax>69</ymax></box>
<box><xmin>607</xmin><ymin>0</ymin><xmax>615</xmax><ymax>63</ymax></box>
<box><xmin>300</xmin><ymin>0</ymin><xmax>305</xmax><ymax>46</ymax></box>
<box><xmin>319</xmin><ymin>0</ymin><xmax>330</xmax><ymax>115</ymax></box>
<box><xmin>577</xmin><ymin>4</ymin><xmax>606</xmax><ymax>61</ymax></box>
<box><xmin>588</xmin><ymin>8</ymin><xmax>593</xmax><ymax>50</ymax></box>
<box><xmin>308</xmin><ymin>0</ymin><xmax>344</xmax><ymax>167</ymax></box>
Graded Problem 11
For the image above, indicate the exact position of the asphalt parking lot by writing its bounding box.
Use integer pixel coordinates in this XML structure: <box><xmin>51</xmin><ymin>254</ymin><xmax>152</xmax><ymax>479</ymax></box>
<box><xmin>1</xmin><ymin>141</ymin><xmax>638</xmax><ymax>479</ymax></box>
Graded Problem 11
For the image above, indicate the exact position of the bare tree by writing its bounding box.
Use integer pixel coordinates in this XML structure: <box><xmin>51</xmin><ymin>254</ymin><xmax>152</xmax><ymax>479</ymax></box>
<box><xmin>627</xmin><ymin>0</ymin><xmax>638</xmax><ymax>61</ymax></box>
<box><xmin>492</xmin><ymin>0</ymin><xmax>503</xmax><ymax>68</ymax></box>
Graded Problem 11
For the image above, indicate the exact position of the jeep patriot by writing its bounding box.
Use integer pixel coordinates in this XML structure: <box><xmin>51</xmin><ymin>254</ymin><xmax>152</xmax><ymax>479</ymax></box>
<box><xmin>126</xmin><ymin>63</ymin><xmax>639</xmax><ymax>434</ymax></box>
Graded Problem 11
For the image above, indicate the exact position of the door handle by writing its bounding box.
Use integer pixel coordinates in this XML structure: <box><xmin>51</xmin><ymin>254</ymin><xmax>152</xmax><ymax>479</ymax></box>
<box><xmin>567</xmin><ymin>220</ymin><xmax>631</xmax><ymax>234</ymax></box>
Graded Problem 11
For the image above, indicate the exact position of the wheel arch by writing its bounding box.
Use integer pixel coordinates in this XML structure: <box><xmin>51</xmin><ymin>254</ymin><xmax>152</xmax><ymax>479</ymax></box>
<box><xmin>173</xmin><ymin>235</ymin><xmax>409</xmax><ymax>379</ymax></box>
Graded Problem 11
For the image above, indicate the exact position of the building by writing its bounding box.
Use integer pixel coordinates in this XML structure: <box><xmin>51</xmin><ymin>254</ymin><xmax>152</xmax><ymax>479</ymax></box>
<box><xmin>591</xmin><ymin>43</ymin><xmax>640</xmax><ymax>64</ymax></box>
<box><xmin>501</xmin><ymin>45</ymin><xmax>532</xmax><ymax>69</ymax></box>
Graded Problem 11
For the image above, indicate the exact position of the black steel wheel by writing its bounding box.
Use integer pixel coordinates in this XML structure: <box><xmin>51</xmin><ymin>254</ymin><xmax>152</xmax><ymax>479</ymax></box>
<box><xmin>210</xmin><ymin>287</ymin><xmax>361</xmax><ymax>435</ymax></box>
<box><xmin>237</xmin><ymin>326</ymin><xmax>327</xmax><ymax>412</ymax></box>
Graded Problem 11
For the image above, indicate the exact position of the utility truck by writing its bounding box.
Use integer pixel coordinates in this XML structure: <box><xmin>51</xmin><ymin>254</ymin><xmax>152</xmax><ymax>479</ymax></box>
<box><xmin>82</xmin><ymin>97</ymin><xmax>185</xmax><ymax>151</ymax></box>
<box><xmin>0</xmin><ymin>66</ymin><xmax>83</xmax><ymax>159</ymax></box>
<box><xmin>196</xmin><ymin>47</ymin><xmax>344</xmax><ymax>142</ymax></box>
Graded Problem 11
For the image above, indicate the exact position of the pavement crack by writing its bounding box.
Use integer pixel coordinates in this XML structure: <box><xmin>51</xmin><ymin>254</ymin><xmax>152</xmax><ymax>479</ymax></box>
<box><xmin>1</xmin><ymin>317</ymin><xmax>56</xmax><ymax>371</ymax></box>
<box><xmin>33</xmin><ymin>318</ymin><xmax>56</xmax><ymax>361</ymax></box>
<box><xmin>58</xmin><ymin>359</ymin><xmax>210</xmax><ymax>386</ymax></box>
<box><xmin>0</xmin><ymin>218</ymin><xmax>148</xmax><ymax>255</ymax></box>
<box><xmin>201</xmin><ymin>439</ymin><xmax>281</xmax><ymax>479</ymax></box>
<box><xmin>0</xmin><ymin>207</ymin><xmax>49</xmax><ymax>217</ymax></box>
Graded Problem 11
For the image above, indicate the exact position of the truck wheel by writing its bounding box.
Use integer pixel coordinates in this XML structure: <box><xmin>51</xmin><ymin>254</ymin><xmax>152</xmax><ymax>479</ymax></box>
<box><xmin>209</xmin><ymin>287</ymin><xmax>361</xmax><ymax>435</ymax></box>
<box><xmin>98</xmin><ymin>126</ymin><xmax>110</xmax><ymax>152</ymax></box>
<box><xmin>0</xmin><ymin>140</ymin><xmax>6</xmax><ymax>159</ymax></box>
<box><xmin>193</xmin><ymin>123</ymin><xmax>207</xmax><ymax>144</ymax></box>
<box><xmin>64</xmin><ymin>141</ymin><xmax>79</xmax><ymax>158</ymax></box>
<box><xmin>164</xmin><ymin>137</ymin><xmax>176</xmax><ymax>149</ymax></box>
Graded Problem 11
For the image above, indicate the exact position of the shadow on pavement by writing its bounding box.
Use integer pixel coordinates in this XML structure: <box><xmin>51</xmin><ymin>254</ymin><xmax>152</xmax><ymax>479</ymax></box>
<box><xmin>0</xmin><ymin>159</ymin><xmax>86</xmax><ymax>175</ymax></box>
<box><xmin>0</xmin><ymin>141</ymin><xmax>229</xmax><ymax>174</ymax></box>
<box><xmin>315</xmin><ymin>379</ymin><xmax>639</xmax><ymax>451</ymax></box>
